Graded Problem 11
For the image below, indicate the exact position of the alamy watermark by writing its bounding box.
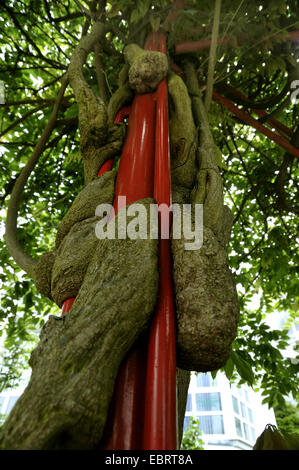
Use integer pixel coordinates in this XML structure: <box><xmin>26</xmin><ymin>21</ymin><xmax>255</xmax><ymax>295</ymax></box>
<box><xmin>0</xmin><ymin>81</ymin><xmax>4</xmax><ymax>104</ymax></box>
<box><xmin>291</xmin><ymin>80</ymin><xmax>299</xmax><ymax>105</ymax></box>
<box><xmin>95</xmin><ymin>196</ymin><xmax>203</xmax><ymax>251</ymax></box>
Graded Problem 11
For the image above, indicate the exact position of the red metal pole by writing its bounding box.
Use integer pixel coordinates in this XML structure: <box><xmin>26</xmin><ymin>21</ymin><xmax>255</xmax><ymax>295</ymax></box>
<box><xmin>212</xmin><ymin>90</ymin><xmax>299</xmax><ymax>159</ymax></box>
<box><xmin>99</xmin><ymin>93</ymin><xmax>156</xmax><ymax>450</ymax></box>
<box><xmin>113</xmin><ymin>96</ymin><xmax>155</xmax><ymax>209</ymax></box>
<box><xmin>61</xmin><ymin>297</ymin><xmax>75</xmax><ymax>315</ymax></box>
<box><xmin>169</xmin><ymin>64</ymin><xmax>294</xmax><ymax>140</ymax></box>
<box><xmin>216</xmin><ymin>83</ymin><xmax>292</xmax><ymax>138</ymax></box>
<box><xmin>101</xmin><ymin>32</ymin><xmax>177</xmax><ymax>450</ymax></box>
<box><xmin>99</xmin><ymin>340</ymin><xmax>148</xmax><ymax>450</ymax></box>
<box><xmin>143</xmin><ymin>31</ymin><xmax>177</xmax><ymax>450</ymax></box>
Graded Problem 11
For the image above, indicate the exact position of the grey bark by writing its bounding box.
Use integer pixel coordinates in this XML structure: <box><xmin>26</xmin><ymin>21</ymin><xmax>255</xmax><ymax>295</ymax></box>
<box><xmin>0</xmin><ymin>200</ymin><xmax>159</xmax><ymax>450</ymax></box>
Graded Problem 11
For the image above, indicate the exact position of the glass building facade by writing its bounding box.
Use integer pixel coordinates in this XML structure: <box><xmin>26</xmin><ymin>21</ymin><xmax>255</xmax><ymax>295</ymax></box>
<box><xmin>183</xmin><ymin>371</ymin><xmax>276</xmax><ymax>450</ymax></box>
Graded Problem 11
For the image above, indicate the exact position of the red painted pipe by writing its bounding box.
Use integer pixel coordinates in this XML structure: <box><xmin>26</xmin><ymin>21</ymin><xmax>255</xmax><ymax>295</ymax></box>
<box><xmin>101</xmin><ymin>31</ymin><xmax>177</xmax><ymax>450</ymax></box>
<box><xmin>113</xmin><ymin>95</ymin><xmax>156</xmax><ymax>210</ymax></box>
<box><xmin>99</xmin><ymin>93</ymin><xmax>156</xmax><ymax>450</ymax></box>
<box><xmin>217</xmin><ymin>83</ymin><xmax>292</xmax><ymax>138</ymax></box>
<box><xmin>143</xmin><ymin>31</ymin><xmax>177</xmax><ymax>450</ymax></box>
<box><xmin>212</xmin><ymin>90</ymin><xmax>299</xmax><ymax>159</ymax></box>
<box><xmin>61</xmin><ymin>297</ymin><xmax>75</xmax><ymax>315</ymax></box>
<box><xmin>99</xmin><ymin>339</ymin><xmax>147</xmax><ymax>450</ymax></box>
<box><xmin>171</xmin><ymin>65</ymin><xmax>294</xmax><ymax>143</ymax></box>
<box><xmin>143</xmin><ymin>236</ymin><xmax>177</xmax><ymax>449</ymax></box>
<box><xmin>97</xmin><ymin>158</ymin><xmax>114</xmax><ymax>175</ymax></box>
<box><xmin>170</xmin><ymin>63</ymin><xmax>294</xmax><ymax>140</ymax></box>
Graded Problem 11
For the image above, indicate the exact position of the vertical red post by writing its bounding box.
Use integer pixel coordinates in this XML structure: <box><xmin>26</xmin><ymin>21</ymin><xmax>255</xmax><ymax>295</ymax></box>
<box><xmin>62</xmin><ymin>31</ymin><xmax>177</xmax><ymax>449</ymax></box>
<box><xmin>99</xmin><ymin>94</ymin><xmax>157</xmax><ymax>450</ymax></box>
<box><xmin>61</xmin><ymin>297</ymin><xmax>75</xmax><ymax>316</ymax></box>
<box><xmin>143</xmin><ymin>31</ymin><xmax>177</xmax><ymax>450</ymax></box>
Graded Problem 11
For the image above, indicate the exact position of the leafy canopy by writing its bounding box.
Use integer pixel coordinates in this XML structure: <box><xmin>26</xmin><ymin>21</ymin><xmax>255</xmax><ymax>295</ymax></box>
<box><xmin>0</xmin><ymin>0</ymin><xmax>298</xmax><ymax>407</ymax></box>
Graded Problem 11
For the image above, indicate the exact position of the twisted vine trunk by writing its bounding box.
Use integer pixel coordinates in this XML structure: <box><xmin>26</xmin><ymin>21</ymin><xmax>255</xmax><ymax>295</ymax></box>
<box><xmin>1</xmin><ymin>17</ymin><xmax>239</xmax><ymax>449</ymax></box>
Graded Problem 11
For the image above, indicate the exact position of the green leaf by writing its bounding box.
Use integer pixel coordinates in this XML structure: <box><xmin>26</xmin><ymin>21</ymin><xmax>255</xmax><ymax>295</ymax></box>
<box><xmin>224</xmin><ymin>357</ymin><xmax>234</xmax><ymax>380</ymax></box>
<box><xmin>231</xmin><ymin>351</ymin><xmax>255</xmax><ymax>386</ymax></box>
<box><xmin>64</xmin><ymin>103</ymin><xmax>78</xmax><ymax>119</ymax></box>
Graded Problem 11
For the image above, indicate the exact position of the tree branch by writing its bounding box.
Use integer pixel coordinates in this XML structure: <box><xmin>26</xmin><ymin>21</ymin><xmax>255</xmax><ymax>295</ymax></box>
<box><xmin>0</xmin><ymin>103</ymin><xmax>50</xmax><ymax>139</ymax></box>
<box><xmin>73</xmin><ymin>0</ymin><xmax>92</xmax><ymax>18</ymax></box>
<box><xmin>205</xmin><ymin>0</ymin><xmax>221</xmax><ymax>112</ymax></box>
<box><xmin>94</xmin><ymin>43</ymin><xmax>109</xmax><ymax>104</ymax></box>
<box><xmin>53</xmin><ymin>12</ymin><xmax>84</xmax><ymax>23</ymax></box>
<box><xmin>2</xmin><ymin>4</ymin><xmax>65</xmax><ymax>69</ymax></box>
<box><xmin>5</xmin><ymin>76</ymin><xmax>69</xmax><ymax>277</ymax></box>
<box><xmin>68</xmin><ymin>20</ymin><xmax>108</xmax><ymax>151</ymax></box>
<box><xmin>0</xmin><ymin>95</ymin><xmax>74</xmax><ymax>108</ymax></box>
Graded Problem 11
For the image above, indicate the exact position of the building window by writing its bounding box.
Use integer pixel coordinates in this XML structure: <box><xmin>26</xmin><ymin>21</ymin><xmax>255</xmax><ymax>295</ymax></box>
<box><xmin>232</xmin><ymin>396</ymin><xmax>239</xmax><ymax>414</ymax></box>
<box><xmin>6</xmin><ymin>396</ymin><xmax>18</xmax><ymax>414</ymax></box>
<box><xmin>0</xmin><ymin>396</ymin><xmax>5</xmax><ymax>413</ymax></box>
<box><xmin>250</xmin><ymin>427</ymin><xmax>256</xmax><ymax>442</ymax></box>
<box><xmin>240</xmin><ymin>402</ymin><xmax>247</xmax><ymax>419</ymax></box>
<box><xmin>245</xmin><ymin>390</ymin><xmax>249</xmax><ymax>402</ymax></box>
<box><xmin>196</xmin><ymin>373</ymin><xmax>218</xmax><ymax>387</ymax></box>
<box><xmin>186</xmin><ymin>394</ymin><xmax>192</xmax><ymax>412</ymax></box>
<box><xmin>243</xmin><ymin>422</ymin><xmax>250</xmax><ymax>441</ymax></box>
<box><xmin>199</xmin><ymin>415</ymin><xmax>224</xmax><ymax>434</ymax></box>
<box><xmin>235</xmin><ymin>417</ymin><xmax>243</xmax><ymax>438</ymax></box>
<box><xmin>196</xmin><ymin>392</ymin><xmax>222</xmax><ymax>411</ymax></box>
<box><xmin>248</xmin><ymin>407</ymin><xmax>254</xmax><ymax>424</ymax></box>
<box><xmin>183</xmin><ymin>416</ymin><xmax>191</xmax><ymax>432</ymax></box>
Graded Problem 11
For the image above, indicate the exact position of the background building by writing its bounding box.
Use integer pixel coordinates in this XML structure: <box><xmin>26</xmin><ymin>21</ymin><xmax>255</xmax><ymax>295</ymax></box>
<box><xmin>184</xmin><ymin>371</ymin><xmax>277</xmax><ymax>450</ymax></box>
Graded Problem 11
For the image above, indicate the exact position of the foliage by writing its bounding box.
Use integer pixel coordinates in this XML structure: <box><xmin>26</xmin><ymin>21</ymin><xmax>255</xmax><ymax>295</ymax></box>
<box><xmin>275</xmin><ymin>401</ymin><xmax>299</xmax><ymax>435</ymax></box>
<box><xmin>0</xmin><ymin>0</ymin><xmax>298</xmax><ymax>411</ymax></box>
<box><xmin>180</xmin><ymin>418</ymin><xmax>204</xmax><ymax>450</ymax></box>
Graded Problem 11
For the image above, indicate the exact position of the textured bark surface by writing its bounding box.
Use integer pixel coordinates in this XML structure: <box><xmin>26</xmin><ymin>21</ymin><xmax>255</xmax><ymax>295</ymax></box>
<box><xmin>55</xmin><ymin>171</ymin><xmax>116</xmax><ymax>248</ymax></box>
<box><xmin>172</xmin><ymin>215</ymin><xmax>239</xmax><ymax>371</ymax></box>
<box><xmin>168</xmin><ymin>73</ymin><xmax>198</xmax><ymax>190</ymax></box>
<box><xmin>51</xmin><ymin>216</ymin><xmax>100</xmax><ymax>307</ymax></box>
<box><xmin>170</xmin><ymin>63</ymin><xmax>240</xmax><ymax>372</ymax></box>
<box><xmin>0</xmin><ymin>200</ymin><xmax>159</xmax><ymax>450</ymax></box>
<box><xmin>124</xmin><ymin>44</ymin><xmax>168</xmax><ymax>94</ymax></box>
<box><xmin>107</xmin><ymin>84</ymin><xmax>133</xmax><ymax>124</ymax></box>
<box><xmin>33</xmin><ymin>172</ymin><xmax>117</xmax><ymax>303</ymax></box>
<box><xmin>34</xmin><ymin>250</ymin><xmax>56</xmax><ymax>300</ymax></box>
<box><xmin>82</xmin><ymin>123</ymin><xmax>126</xmax><ymax>185</ymax></box>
